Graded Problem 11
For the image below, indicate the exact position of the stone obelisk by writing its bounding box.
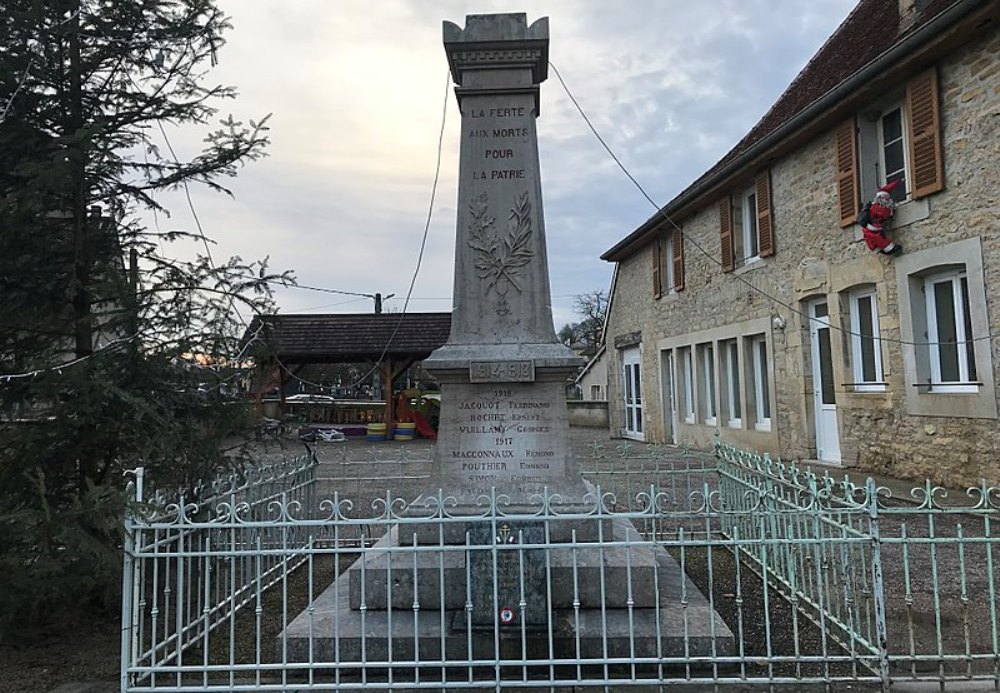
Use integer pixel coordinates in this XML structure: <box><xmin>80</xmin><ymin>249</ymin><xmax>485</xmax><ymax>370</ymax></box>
<box><xmin>423</xmin><ymin>13</ymin><xmax>584</xmax><ymax>504</ymax></box>
<box><xmin>281</xmin><ymin>16</ymin><xmax>734</xmax><ymax>666</ymax></box>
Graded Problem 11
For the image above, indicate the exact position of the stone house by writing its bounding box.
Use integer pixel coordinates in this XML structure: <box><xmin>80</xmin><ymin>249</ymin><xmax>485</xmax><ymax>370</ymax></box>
<box><xmin>601</xmin><ymin>0</ymin><xmax>1000</xmax><ymax>486</ymax></box>
<box><xmin>575</xmin><ymin>345</ymin><xmax>608</xmax><ymax>402</ymax></box>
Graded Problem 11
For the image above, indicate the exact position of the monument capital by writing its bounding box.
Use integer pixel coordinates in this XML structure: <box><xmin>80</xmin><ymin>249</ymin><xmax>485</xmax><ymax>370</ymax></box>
<box><xmin>443</xmin><ymin>14</ymin><xmax>549</xmax><ymax>89</ymax></box>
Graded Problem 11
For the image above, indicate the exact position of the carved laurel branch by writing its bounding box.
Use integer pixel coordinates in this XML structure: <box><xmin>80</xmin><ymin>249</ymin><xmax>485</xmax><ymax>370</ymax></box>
<box><xmin>468</xmin><ymin>191</ymin><xmax>534</xmax><ymax>294</ymax></box>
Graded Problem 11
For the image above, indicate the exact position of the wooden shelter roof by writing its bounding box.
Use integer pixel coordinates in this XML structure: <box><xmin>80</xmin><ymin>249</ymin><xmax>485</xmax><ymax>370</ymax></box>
<box><xmin>246</xmin><ymin>312</ymin><xmax>452</xmax><ymax>364</ymax></box>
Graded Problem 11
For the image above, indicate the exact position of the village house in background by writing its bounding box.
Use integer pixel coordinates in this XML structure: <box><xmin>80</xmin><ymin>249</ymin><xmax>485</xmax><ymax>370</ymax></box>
<box><xmin>575</xmin><ymin>344</ymin><xmax>608</xmax><ymax>402</ymax></box>
<box><xmin>569</xmin><ymin>344</ymin><xmax>610</xmax><ymax>428</ymax></box>
<box><xmin>602</xmin><ymin>0</ymin><xmax>1000</xmax><ymax>485</ymax></box>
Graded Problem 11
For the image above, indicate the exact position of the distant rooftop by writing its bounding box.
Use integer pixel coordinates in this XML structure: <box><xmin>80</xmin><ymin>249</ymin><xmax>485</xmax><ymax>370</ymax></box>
<box><xmin>245</xmin><ymin>312</ymin><xmax>452</xmax><ymax>364</ymax></box>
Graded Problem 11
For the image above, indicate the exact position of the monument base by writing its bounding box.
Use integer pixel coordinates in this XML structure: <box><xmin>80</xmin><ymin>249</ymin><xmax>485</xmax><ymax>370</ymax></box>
<box><xmin>280</xmin><ymin>517</ymin><xmax>734</xmax><ymax>668</ymax></box>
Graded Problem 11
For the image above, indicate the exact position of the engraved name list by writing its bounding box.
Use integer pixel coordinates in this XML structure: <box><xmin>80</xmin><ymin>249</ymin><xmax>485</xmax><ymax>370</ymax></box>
<box><xmin>449</xmin><ymin>385</ymin><xmax>557</xmax><ymax>495</ymax></box>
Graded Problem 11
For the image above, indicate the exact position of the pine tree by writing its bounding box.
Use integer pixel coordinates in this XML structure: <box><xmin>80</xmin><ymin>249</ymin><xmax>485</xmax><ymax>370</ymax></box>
<box><xmin>0</xmin><ymin>0</ymin><xmax>289</xmax><ymax>634</ymax></box>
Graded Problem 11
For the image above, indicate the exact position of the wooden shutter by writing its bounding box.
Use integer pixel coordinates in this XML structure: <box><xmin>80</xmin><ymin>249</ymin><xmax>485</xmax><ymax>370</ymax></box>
<box><xmin>672</xmin><ymin>230</ymin><xmax>685</xmax><ymax>291</ymax></box>
<box><xmin>652</xmin><ymin>238</ymin><xmax>663</xmax><ymax>298</ymax></box>
<box><xmin>756</xmin><ymin>170</ymin><xmax>774</xmax><ymax>258</ymax></box>
<box><xmin>719</xmin><ymin>197</ymin><xmax>734</xmax><ymax>272</ymax></box>
<box><xmin>906</xmin><ymin>67</ymin><xmax>943</xmax><ymax>198</ymax></box>
<box><xmin>834</xmin><ymin>118</ymin><xmax>859</xmax><ymax>228</ymax></box>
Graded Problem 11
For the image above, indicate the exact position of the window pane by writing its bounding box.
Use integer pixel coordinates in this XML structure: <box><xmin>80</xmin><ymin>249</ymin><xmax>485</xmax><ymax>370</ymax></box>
<box><xmin>705</xmin><ymin>346</ymin><xmax>716</xmax><ymax>417</ymax></box>
<box><xmin>882</xmin><ymin>108</ymin><xmax>902</xmax><ymax>143</ymax></box>
<box><xmin>934</xmin><ymin>280</ymin><xmax>960</xmax><ymax>381</ymax></box>
<box><xmin>858</xmin><ymin>296</ymin><xmax>877</xmax><ymax>382</ymax></box>
<box><xmin>884</xmin><ymin>141</ymin><xmax>905</xmax><ymax>179</ymax></box>
<box><xmin>814</xmin><ymin>302</ymin><xmax>828</xmax><ymax>318</ymax></box>
<box><xmin>745</xmin><ymin>192</ymin><xmax>758</xmax><ymax>258</ymax></box>
<box><xmin>661</xmin><ymin>237</ymin><xmax>672</xmax><ymax>290</ymax></box>
<box><xmin>757</xmin><ymin>340</ymin><xmax>771</xmax><ymax>419</ymax></box>
<box><xmin>624</xmin><ymin>366</ymin><xmax>632</xmax><ymax>399</ymax></box>
<box><xmin>634</xmin><ymin>367</ymin><xmax>641</xmax><ymax>405</ymax></box>
<box><xmin>728</xmin><ymin>341</ymin><xmax>741</xmax><ymax>419</ymax></box>
<box><xmin>886</xmin><ymin>170</ymin><xmax>907</xmax><ymax>202</ymax></box>
<box><xmin>818</xmin><ymin>327</ymin><xmax>835</xmax><ymax>405</ymax></box>
<box><xmin>961</xmin><ymin>277</ymin><xmax>977</xmax><ymax>381</ymax></box>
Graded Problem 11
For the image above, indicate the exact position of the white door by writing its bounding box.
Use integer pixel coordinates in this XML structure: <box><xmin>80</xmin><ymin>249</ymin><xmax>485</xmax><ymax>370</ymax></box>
<box><xmin>663</xmin><ymin>351</ymin><xmax>678</xmax><ymax>445</ymax></box>
<box><xmin>622</xmin><ymin>347</ymin><xmax>644</xmax><ymax>440</ymax></box>
<box><xmin>809</xmin><ymin>300</ymin><xmax>841</xmax><ymax>463</ymax></box>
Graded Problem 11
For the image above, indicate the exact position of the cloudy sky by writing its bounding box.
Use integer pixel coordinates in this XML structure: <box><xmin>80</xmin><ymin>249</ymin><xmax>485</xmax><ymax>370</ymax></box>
<box><xmin>155</xmin><ymin>0</ymin><xmax>857</xmax><ymax>329</ymax></box>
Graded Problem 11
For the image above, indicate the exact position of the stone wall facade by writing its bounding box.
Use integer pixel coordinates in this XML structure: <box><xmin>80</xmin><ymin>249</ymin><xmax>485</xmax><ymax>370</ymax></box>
<box><xmin>605</xmin><ymin>25</ymin><xmax>1000</xmax><ymax>487</ymax></box>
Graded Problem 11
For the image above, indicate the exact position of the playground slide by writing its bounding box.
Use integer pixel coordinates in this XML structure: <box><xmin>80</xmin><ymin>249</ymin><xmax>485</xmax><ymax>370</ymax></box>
<box><xmin>410</xmin><ymin>411</ymin><xmax>437</xmax><ymax>441</ymax></box>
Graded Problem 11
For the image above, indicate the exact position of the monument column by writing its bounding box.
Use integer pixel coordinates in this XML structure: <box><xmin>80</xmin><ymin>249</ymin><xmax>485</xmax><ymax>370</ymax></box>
<box><xmin>281</xmin><ymin>16</ymin><xmax>735</xmax><ymax>662</ymax></box>
<box><xmin>423</xmin><ymin>14</ymin><xmax>584</xmax><ymax>504</ymax></box>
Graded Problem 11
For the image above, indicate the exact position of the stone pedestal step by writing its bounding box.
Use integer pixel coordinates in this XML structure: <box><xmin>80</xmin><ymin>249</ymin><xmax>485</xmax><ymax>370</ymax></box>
<box><xmin>281</xmin><ymin>552</ymin><xmax>734</xmax><ymax>665</ymax></box>
<box><xmin>351</xmin><ymin>518</ymin><xmax>671</xmax><ymax>610</ymax></box>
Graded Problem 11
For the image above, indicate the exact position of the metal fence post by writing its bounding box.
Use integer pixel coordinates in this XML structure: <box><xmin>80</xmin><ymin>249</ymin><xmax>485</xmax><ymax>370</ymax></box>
<box><xmin>120</xmin><ymin>467</ymin><xmax>144</xmax><ymax>693</ymax></box>
<box><xmin>866</xmin><ymin>477</ymin><xmax>890</xmax><ymax>691</ymax></box>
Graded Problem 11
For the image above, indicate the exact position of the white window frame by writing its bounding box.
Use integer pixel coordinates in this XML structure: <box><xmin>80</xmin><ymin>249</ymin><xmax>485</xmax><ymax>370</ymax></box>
<box><xmin>741</xmin><ymin>186</ymin><xmax>760</xmax><ymax>264</ymax></box>
<box><xmin>849</xmin><ymin>287</ymin><xmax>886</xmax><ymax>392</ymax></box>
<box><xmin>680</xmin><ymin>347</ymin><xmax>694</xmax><ymax>423</ymax></box>
<box><xmin>876</xmin><ymin>102</ymin><xmax>910</xmax><ymax>203</ymax></box>
<box><xmin>750</xmin><ymin>335</ymin><xmax>771</xmax><ymax>432</ymax></box>
<box><xmin>925</xmin><ymin>269</ymin><xmax>978</xmax><ymax>393</ymax></box>
<box><xmin>699</xmin><ymin>343</ymin><xmax>717</xmax><ymax>425</ymax></box>
<box><xmin>590</xmin><ymin>384</ymin><xmax>603</xmax><ymax>400</ymax></box>
<box><xmin>723</xmin><ymin>339</ymin><xmax>742</xmax><ymax>428</ymax></box>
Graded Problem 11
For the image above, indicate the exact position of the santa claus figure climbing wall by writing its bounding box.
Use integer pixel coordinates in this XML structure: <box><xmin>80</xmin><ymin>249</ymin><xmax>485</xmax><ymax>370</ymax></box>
<box><xmin>859</xmin><ymin>179</ymin><xmax>902</xmax><ymax>255</ymax></box>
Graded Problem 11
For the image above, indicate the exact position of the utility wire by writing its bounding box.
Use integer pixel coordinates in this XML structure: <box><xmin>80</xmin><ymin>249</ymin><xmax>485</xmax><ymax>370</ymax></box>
<box><xmin>549</xmin><ymin>61</ymin><xmax>996</xmax><ymax>349</ymax></box>
<box><xmin>288</xmin><ymin>284</ymin><xmax>381</xmax><ymax>299</ymax></box>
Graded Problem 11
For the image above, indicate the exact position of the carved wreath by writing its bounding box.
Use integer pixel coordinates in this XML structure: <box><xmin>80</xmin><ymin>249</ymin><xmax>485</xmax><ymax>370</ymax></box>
<box><xmin>467</xmin><ymin>191</ymin><xmax>534</xmax><ymax>294</ymax></box>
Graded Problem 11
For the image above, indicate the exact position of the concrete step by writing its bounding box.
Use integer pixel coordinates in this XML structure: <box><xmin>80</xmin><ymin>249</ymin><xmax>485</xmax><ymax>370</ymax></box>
<box><xmin>349</xmin><ymin>519</ymin><xmax>668</xmax><ymax>610</ymax></box>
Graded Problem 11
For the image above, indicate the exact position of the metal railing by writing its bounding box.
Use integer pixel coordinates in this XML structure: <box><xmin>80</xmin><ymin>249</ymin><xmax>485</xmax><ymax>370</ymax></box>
<box><xmin>120</xmin><ymin>441</ymin><xmax>1000</xmax><ymax>691</ymax></box>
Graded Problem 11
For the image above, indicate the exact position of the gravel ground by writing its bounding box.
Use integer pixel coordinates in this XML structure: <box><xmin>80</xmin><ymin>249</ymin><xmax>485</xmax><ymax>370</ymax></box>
<box><xmin>4</xmin><ymin>428</ymin><xmax>998</xmax><ymax>692</ymax></box>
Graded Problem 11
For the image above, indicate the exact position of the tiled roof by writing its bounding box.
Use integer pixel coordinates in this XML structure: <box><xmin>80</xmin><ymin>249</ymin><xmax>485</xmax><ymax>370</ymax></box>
<box><xmin>246</xmin><ymin>312</ymin><xmax>452</xmax><ymax>363</ymax></box>
<box><xmin>603</xmin><ymin>0</ymin><xmax>970</xmax><ymax>261</ymax></box>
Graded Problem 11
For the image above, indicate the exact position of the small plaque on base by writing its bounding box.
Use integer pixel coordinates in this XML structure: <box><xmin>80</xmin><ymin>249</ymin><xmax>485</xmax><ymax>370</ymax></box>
<box><xmin>469</xmin><ymin>360</ymin><xmax>535</xmax><ymax>383</ymax></box>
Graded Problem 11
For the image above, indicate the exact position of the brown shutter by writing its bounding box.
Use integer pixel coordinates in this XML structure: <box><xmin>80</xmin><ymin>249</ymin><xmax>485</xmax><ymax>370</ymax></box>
<box><xmin>756</xmin><ymin>170</ymin><xmax>774</xmax><ymax>258</ymax></box>
<box><xmin>652</xmin><ymin>238</ymin><xmax>662</xmax><ymax>298</ymax></box>
<box><xmin>906</xmin><ymin>67</ymin><xmax>943</xmax><ymax>198</ymax></box>
<box><xmin>834</xmin><ymin>118</ymin><xmax>859</xmax><ymax>228</ymax></box>
<box><xmin>672</xmin><ymin>231</ymin><xmax>685</xmax><ymax>291</ymax></box>
<box><xmin>719</xmin><ymin>197</ymin><xmax>734</xmax><ymax>272</ymax></box>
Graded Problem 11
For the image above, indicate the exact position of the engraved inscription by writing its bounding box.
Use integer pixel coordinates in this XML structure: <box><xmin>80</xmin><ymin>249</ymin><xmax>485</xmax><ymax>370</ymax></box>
<box><xmin>443</xmin><ymin>383</ymin><xmax>566</xmax><ymax>495</ymax></box>
<box><xmin>469</xmin><ymin>360</ymin><xmax>535</xmax><ymax>383</ymax></box>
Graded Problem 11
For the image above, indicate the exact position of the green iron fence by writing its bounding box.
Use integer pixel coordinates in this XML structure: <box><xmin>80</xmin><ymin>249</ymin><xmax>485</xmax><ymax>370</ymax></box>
<box><xmin>120</xmin><ymin>440</ymin><xmax>1000</xmax><ymax>690</ymax></box>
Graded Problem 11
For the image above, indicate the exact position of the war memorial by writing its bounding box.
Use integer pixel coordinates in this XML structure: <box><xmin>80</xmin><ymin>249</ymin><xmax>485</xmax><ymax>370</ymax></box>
<box><xmin>281</xmin><ymin>13</ymin><xmax>732</xmax><ymax>678</ymax></box>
